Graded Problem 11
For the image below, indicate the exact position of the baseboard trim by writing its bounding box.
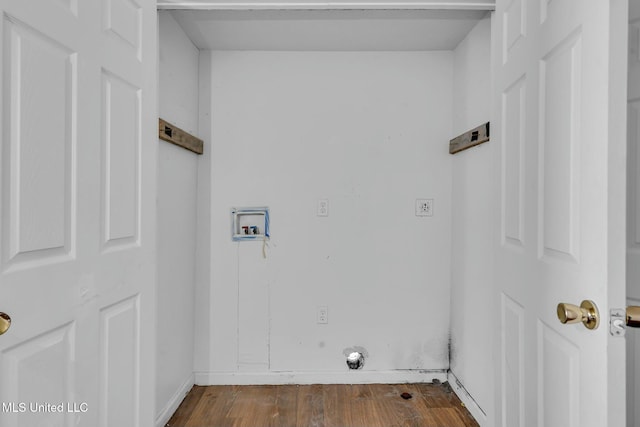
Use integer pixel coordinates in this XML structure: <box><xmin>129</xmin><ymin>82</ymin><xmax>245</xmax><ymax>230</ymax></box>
<box><xmin>155</xmin><ymin>373</ymin><xmax>195</xmax><ymax>427</ymax></box>
<box><xmin>194</xmin><ymin>369</ymin><xmax>448</xmax><ymax>385</ymax></box>
<box><xmin>447</xmin><ymin>370</ymin><xmax>487</xmax><ymax>426</ymax></box>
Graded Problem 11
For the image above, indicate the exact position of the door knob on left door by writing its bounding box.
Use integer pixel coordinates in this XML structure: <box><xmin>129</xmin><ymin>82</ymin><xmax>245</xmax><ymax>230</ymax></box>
<box><xmin>0</xmin><ymin>312</ymin><xmax>11</xmax><ymax>335</ymax></box>
<box><xmin>557</xmin><ymin>300</ymin><xmax>599</xmax><ymax>330</ymax></box>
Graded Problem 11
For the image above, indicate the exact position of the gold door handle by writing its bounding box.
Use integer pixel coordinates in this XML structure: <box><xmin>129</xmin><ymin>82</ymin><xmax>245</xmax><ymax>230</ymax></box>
<box><xmin>0</xmin><ymin>312</ymin><xmax>11</xmax><ymax>335</ymax></box>
<box><xmin>627</xmin><ymin>306</ymin><xmax>640</xmax><ymax>328</ymax></box>
<box><xmin>557</xmin><ymin>300</ymin><xmax>599</xmax><ymax>330</ymax></box>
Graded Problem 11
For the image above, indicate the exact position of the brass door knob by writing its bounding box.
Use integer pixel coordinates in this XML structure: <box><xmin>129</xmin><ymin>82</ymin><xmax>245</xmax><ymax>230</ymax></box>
<box><xmin>557</xmin><ymin>300</ymin><xmax>599</xmax><ymax>330</ymax></box>
<box><xmin>628</xmin><ymin>306</ymin><xmax>640</xmax><ymax>328</ymax></box>
<box><xmin>0</xmin><ymin>312</ymin><xmax>11</xmax><ymax>335</ymax></box>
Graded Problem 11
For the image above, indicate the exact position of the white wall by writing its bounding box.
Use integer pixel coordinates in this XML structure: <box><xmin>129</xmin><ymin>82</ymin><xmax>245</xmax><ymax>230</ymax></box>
<box><xmin>196</xmin><ymin>50</ymin><xmax>454</xmax><ymax>383</ymax></box>
<box><xmin>156</xmin><ymin>11</ymin><xmax>199</xmax><ymax>426</ymax></box>
<box><xmin>449</xmin><ymin>15</ymin><xmax>493</xmax><ymax>426</ymax></box>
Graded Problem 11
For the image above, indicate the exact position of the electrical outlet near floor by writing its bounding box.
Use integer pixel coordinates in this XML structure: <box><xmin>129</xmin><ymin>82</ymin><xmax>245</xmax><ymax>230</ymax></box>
<box><xmin>415</xmin><ymin>199</ymin><xmax>433</xmax><ymax>217</ymax></box>
<box><xmin>317</xmin><ymin>306</ymin><xmax>328</xmax><ymax>324</ymax></box>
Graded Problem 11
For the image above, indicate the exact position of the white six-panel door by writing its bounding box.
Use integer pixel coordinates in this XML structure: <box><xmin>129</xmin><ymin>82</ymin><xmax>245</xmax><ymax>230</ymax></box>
<box><xmin>493</xmin><ymin>0</ymin><xmax>628</xmax><ymax>426</ymax></box>
<box><xmin>628</xmin><ymin>1</ymin><xmax>640</xmax><ymax>426</ymax></box>
<box><xmin>0</xmin><ymin>1</ymin><xmax>157</xmax><ymax>426</ymax></box>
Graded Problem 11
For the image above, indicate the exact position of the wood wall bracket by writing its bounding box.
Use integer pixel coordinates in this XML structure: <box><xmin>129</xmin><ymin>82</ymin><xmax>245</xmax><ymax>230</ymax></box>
<box><xmin>449</xmin><ymin>122</ymin><xmax>490</xmax><ymax>154</ymax></box>
<box><xmin>159</xmin><ymin>118</ymin><xmax>204</xmax><ymax>155</ymax></box>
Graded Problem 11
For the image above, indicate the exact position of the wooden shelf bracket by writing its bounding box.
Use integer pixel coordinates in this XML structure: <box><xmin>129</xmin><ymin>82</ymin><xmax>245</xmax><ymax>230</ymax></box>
<box><xmin>449</xmin><ymin>122</ymin><xmax>490</xmax><ymax>154</ymax></box>
<box><xmin>159</xmin><ymin>118</ymin><xmax>204</xmax><ymax>155</ymax></box>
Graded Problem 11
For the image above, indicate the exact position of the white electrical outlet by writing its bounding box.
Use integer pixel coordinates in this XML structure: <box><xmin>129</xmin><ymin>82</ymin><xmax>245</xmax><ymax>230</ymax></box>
<box><xmin>317</xmin><ymin>306</ymin><xmax>328</xmax><ymax>324</ymax></box>
<box><xmin>416</xmin><ymin>199</ymin><xmax>433</xmax><ymax>217</ymax></box>
<box><xmin>317</xmin><ymin>199</ymin><xmax>329</xmax><ymax>217</ymax></box>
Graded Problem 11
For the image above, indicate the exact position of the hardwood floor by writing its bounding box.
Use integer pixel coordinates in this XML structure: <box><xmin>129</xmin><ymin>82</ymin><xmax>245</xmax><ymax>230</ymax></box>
<box><xmin>166</xmin><ymin>383</ymin><xmax>480</xmax><ymax>427</ymax></box>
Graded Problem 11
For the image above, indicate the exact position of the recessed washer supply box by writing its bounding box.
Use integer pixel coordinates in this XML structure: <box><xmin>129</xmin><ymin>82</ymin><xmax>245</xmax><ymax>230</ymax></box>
<box><xmin>231</xmin><ymin>207</ymin><xmax>270</xmax><ymax>241</ymax></box>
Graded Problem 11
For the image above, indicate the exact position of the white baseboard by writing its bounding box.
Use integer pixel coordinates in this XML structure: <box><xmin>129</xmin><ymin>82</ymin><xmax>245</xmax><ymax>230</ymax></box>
<box><xmin>447</xmin><ymin>370</ymin><xmax>487</xmax><ymax>427</ymax></box>
<box><xmin>155</xmin><ymin>374</ymin><xmax>195</xmax><ymax>427</ymax></box>
<box><xmin>194</xmin><ymin>369</ymin><xmax>448</xmax><ymax>385</ymax></box>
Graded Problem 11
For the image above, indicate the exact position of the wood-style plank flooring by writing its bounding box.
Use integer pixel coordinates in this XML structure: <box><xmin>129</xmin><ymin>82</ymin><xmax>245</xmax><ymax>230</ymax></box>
<box><xmin>166</xmin><ymin>383</ymin><xmax>480</xmax><ymax>427</ymax></box>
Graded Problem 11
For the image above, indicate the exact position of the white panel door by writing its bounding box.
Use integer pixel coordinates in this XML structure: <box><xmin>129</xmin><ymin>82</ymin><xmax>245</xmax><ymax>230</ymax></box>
<box><xmin>493</xmin><ymin>0</ymin><xmax>628</xmax><ymax>426</ymax></box>
<box><xmin>627</xmin><ymin>1</ymin><xmax>640</xmax><ymax>426</ymax></box>
<box><xmin>0</xmin><ymin>1</ymin><xmax>157</xmax><ymax>427</ymax></box>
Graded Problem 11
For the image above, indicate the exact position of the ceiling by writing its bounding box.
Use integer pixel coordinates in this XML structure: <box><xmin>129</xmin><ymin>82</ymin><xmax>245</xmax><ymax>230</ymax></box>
<box><xmin>157</xmin><ymin>0</ymin><xmax>495</xmax><ymax>9</ymax></box>
<box><xmin>170</xmin><ymin>9</ymin><xmax>489</xmax><ymax>51</ymax></box>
